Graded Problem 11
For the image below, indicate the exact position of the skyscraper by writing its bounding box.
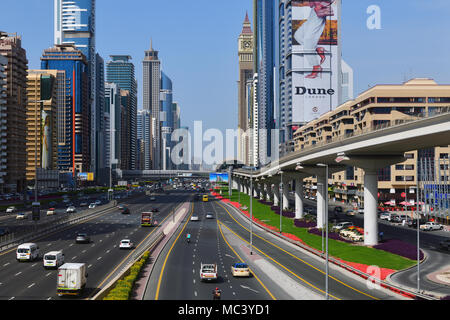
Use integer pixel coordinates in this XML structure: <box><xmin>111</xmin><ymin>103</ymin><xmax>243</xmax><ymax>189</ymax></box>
<box><xmin>237</xmin><ymin>12</ymin><xmax>254</xmax><ymax>165</ymax></box>
<box><xmin>254</xmin><ymin>0</ymin><xmax>276</xmax><ymax>167</ymax></box>
<box><xmin>0</xmin><ymin>32</ymin><xmax>28</xmax><ymax>193</ymax></box>
<box><xmin>106</xmin><ymin>55</ymin><xmax>137</xmax><ymax>170</ymax></box>
<box><xmin>95</xmin><ymin>53</ymin><xmax>105</xmax><ymax>176</ymax></box>
<box><xmin>137</xmin><ymin>109</ymin><xmax>151</xmax><ymax>170</ymax></box>
<box><xmin>143</xmin><ymin>41</ymin><xmax>161</xmax><ymax>169</ymax></box>
<box><xmin>104</xmin><ymin>82</ymin><xmax>121</xmax><ymax>172</ymax></box>
<box><xmin>0</xmin><ymin>55</ymin><xmax>7</xmax><ymax>189</ymax></box>
<box><xmin>41</xmin><ymin>44</ymin><xmax>90</xmax><ymax>175</ymax></box>
<box><xmin>161</xmin><ymin>71</ymin><xmax>173</xmax><ymax>170</ymax></box>
<box><xmin>54</xmin><ymin>0</ymin><xmax>97</xmax><ymax>173</ymax></box>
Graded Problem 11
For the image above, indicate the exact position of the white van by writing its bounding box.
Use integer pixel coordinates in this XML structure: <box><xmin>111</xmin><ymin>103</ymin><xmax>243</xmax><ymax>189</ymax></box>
<box><xmin>43</xmin><ymin>251</ymin><xmax>65</xmax><ymax>269</ymax></box>
<box><xmin>16</xmin><ymin>243</ymin><xmax>40</xmax><ymax>262</ymax></box>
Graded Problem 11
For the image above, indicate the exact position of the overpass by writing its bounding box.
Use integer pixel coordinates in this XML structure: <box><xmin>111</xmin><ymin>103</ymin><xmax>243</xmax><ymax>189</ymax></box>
<box><xmin>231</xmin><ymin>108</ymin><xmax>450</xmax><ymax>246</ymax></box>
<box><xmin>116</xmin><ymin>169</ymin><xmax>212</xmax><ymax>181</ymax></box>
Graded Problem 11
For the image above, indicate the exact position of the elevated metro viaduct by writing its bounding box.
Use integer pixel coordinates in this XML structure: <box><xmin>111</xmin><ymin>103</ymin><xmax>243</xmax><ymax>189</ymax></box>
<box><xmin>231</xmin><ymin>110</ymin><xmax>450</xmax><ymax>246</ymax></box>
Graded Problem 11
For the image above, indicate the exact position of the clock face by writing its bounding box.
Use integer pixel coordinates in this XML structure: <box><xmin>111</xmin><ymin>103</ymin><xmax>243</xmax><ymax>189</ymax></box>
<box><xmin>243</xmin><ymin>41</ymin><xmax>252</xmax><ymax>49</ymax></box>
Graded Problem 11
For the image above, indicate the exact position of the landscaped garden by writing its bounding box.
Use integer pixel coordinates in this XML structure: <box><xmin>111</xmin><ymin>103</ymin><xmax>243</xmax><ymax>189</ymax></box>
<box><xmin>215</xmin><ymin>189</ymin><xmax>423</xmax><ymax>272</ymax></box>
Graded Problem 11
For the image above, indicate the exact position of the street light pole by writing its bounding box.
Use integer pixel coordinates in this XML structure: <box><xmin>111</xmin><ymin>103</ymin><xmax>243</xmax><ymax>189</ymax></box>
<box><xmin>250</xmin><ymin>169</ymin><xmax>253</xmax><ymax>255</ymax></box>
<box><xmin>280</xmin><ymin>171</ymin><xmax>283</xmax><ymax>233</ymax></box>
<box><xmin>318</xmin><ymin>163</ymin><xmax>329</xmax><ymax>300</ymax></box>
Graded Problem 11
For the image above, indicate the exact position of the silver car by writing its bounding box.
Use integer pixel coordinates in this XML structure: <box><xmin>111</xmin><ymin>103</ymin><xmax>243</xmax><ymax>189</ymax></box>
<box><xmin>75</xmin><ymin>233</ymin><xmax>90</xmax><ymax>244</ymax></box>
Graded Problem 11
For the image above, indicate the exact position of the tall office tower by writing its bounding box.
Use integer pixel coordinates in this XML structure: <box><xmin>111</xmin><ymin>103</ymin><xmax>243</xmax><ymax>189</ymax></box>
<box><xmin>41</xmin><ymin>44</ymin><xmax>90</xmax><ymax>176</ymax></box>
<box><xmin>172</xmin><ymin>102</ymin><xmax>181</xmax><ymax>131</ymax></box>
<box><xmin>254</xmin><ymin>0</ymin><xmax>276</xmax><ymax>167</ymax></box>
<box><xmin>278</xmin><ymin>0</ymin><xmax>344</xmax><ymax>156</ymax></box>
<box><xmin>54</xmin><ymin>0</ymin><xmax>97</xmax><ymax>173</ymax></box>
<box><xmin>161</xmin><ymin>71</ymin><xmax>174</xmax><ymax>170</ymax></box>
<box><xmin>0</xmin><ymin>55</ymin><xmax>7</xmax><ymax>189</ymax></box>
<box><xmin>120</xmin><ymin>90</ymin><xmax>131</xmax><ymax>170</ymax></box>
<box><xmin>237</xmin><ymin>12</ymin><xmax>254</xmax><ymax>165</ymax></box>
<box><xmin>143</xmin><ymin>41</ymin><xmax>161</xmax><ymax>169</ymax></box>
<box><xmin>95</xmin><ymin>53</ymin><xmax>105</xmax><ymax>176</ymax></box>
<box><xmin>137</xmin><ymin>109</ymin><xmax>151</xmax><ymax>170</ymax></box>
<box><xmin>104</xmin><ymin>82</ymin><xmax>121</xmax><ymax>175</ymax></box>
<box><xmin>106</xmin><ymin>55</ymin><xmax>137</xmax><ymax>170</ymax></box>
<box><xmin>26</xmin><ymin>71</ymin><xmax>59</xmax><ymax>183</ymax></box>
<box><xmin>0</xmin><ymin>32</ymin><xmax>28</xmax><ymax>193</ymax></box>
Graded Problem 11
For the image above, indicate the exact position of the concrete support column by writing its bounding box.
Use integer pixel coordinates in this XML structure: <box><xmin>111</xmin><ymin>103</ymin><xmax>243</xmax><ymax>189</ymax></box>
<box><xmin>364</xmin><ymin>171</ymin><xmax>379</xmax><ymax>246</ymax></box>
<box><xmin>295</xmin><ymin>179</ymin><xmax>304</xmax><ymax>219</ymax></box>
<box><xmin>316</xmin><ymin>174</ymin><xmax>326</xmax><ymax>229</ymax></box>
<box><xmin>282</xmin><ymin>180</ymin><xmax>289</xmax><ymax>210</ymax></box>
<box><xmin>273</xmin><ymin>183</ymin><xmax>280</xmax><ymax>207</ymax></box>
<box><xmin>260</xmin><ymin>184</ymin><xmax>266</xmax><ymax>201</ymax></box>
<box><xmin>266</xmin><ymin>185</ymin><xmax>273</xmax><ymax>203</ymax></box>
<box><xmin>253</xmin><ymin>184</ymin><xmax>259</xmax><ymax>199</ymax></box>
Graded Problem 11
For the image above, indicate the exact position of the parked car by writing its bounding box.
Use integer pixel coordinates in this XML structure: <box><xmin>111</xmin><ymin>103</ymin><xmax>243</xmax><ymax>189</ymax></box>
<box><xmin>332</xmin><ymin>221</ymin><xmax>354</xmax><ymax>232</ymax></box>
<box><xmin>389</xmin><ymin>214</ymin><xmax>401</xmax><ymax>223</ymax></box>
<box><xmin>357</xmin><ymin>208</ymin><xmax>364</xmax><ymax>214</ymax></box>
<box><xmin>439</xmin><ymin>239</ymin><xmax>450</xmax><ymax>251</ymax></box>
<box><xmin>6</xmin><ymin>206</ymin><xmax>17</xmax><ymax>213</ymax></box>
<box><xmin>66</xmin><ymin>206</ymin><xmax>76</xmax><ymax>213</ymax></box>
<box><xmin>94</xmin><ymin>200</ymin><xmax>101</xmax><ymax>205</ymax></box>
<box><xmin>88</xmin><ymin>203</ymin><xmax>96</xmax><ymax>209</ymax></box>
<box><xmin>407</xmin><ymin>219</ymin><xmax>427</xmax><ymax>229</ymax></box>
<box><xmin>16</xmin><ymin>212</ymin><xmax>28</xmax><ymax>220</ymax></box>
<box><xmin>379</xmin><ymin>212</ymin><xmax>391</xmax><ymax>221</ymax></box>
<box><xmin>75</xmin><ymin>233</ymin><xmax>90</xmax><ymax>244</ymax></box>
<box><xmin>420</xmin><ymin>222</ymin><xmax>443</xmax><ymax>231</ymax></box>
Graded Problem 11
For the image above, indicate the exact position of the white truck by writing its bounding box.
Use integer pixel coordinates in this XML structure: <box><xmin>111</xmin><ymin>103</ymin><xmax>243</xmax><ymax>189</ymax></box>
<box><xmin>200</xmin><ymin>263</ymin><xmax>218</xmax><ymax>282</ymax></box>
<box><xmin>420</xmin><ymin>222</ymin><xmax>443</xmax><ymax>231</ymax></box>
<box><xmin>57</xmin><ymin>263</ymin><xmax>88</xmax><ymax>297</ymax></box>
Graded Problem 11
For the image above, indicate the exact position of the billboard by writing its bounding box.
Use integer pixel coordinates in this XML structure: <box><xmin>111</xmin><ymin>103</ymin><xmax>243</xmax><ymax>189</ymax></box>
<box><xmin>291</xmin><ymin>0</ymin><xmax>341</xmax><ymax>123</ymax></box>
<box><xmin>78</xmin><ymin>172</ymin><xmax>94</xmax><ymax>181</ymax></box>
<box><xmin>209</xmin><ymin>173</ymin><xmax>229</xmax><ymax>183</ymax></box>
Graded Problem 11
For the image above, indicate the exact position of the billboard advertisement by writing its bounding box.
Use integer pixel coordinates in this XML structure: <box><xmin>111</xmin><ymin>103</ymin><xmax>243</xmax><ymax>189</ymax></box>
<box><xmin>78</xmin><ymin>172</ymin><xmax>94</xmax><ymax>181</ymax></box>
<box><xmin>209</xmin><ymin>173</ymin><xmax>229</xmax><ymax>183</ymax></box>
<box><xmin>41</xmin><ymin>110</ymin><xmax>51</xmax><ymax>169</ymax></box>
<box><xmin>291</xmin><ymin>0</ymin><xmax>341</xmax><ymax>123</ymax></box>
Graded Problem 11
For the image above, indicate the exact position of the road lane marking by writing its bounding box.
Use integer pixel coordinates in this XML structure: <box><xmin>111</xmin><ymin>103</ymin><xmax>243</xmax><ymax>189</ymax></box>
<box><xmin>28</xmin><ymin>283</ymin><xmax>35</xmax><ymax>289</ymax></box>
<box><xmin>14</xmin><ymin>272</ymin><xmax>21</xmax><ymax>276</ymax></box>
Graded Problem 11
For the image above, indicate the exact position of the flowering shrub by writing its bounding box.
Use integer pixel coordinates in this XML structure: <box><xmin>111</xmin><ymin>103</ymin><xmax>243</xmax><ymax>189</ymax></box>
<box><xmin>308</xmin><ymin>228</ymin><xmax>353</xmax><ymax>243</ymax></box>
<box><xmin>373</xmin><ymin>239</ymin><xmax>424</xmax><ymax>260</ymax></box>
<box><xmin>271</xmin><ymin>206</ymin><xmax>296</xmax><ymax>218</ymax></box>
<box><xmin>294</xmin><ymin>219</ymin><xmax>316</xmax><ymax>228</ymax></box>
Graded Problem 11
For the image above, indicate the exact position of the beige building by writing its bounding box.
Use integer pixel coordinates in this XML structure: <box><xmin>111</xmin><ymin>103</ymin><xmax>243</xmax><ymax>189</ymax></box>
<box><xmin>0</xmin><ymin>32</ymin><xmax>28</xmax><ymax>193</ymax></box>
<box><xmin>293</xmin><ymin>79</ymin><xmax>450</xmax><ymax>209</ymax></box>
<box><xmin>26</xmin><ymin>70</ymin><xmax>59</xmax><ymax>181</ymax></box>
<box><xmin>237</xmin><ymin>12</ymin><xmax>254</xmax><ymax>165</ymax></box>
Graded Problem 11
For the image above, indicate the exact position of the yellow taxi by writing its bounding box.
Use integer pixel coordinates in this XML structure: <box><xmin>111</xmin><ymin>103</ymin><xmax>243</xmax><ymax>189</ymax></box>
<box><xmin>202</xmin><ymin>195</ymin><xmax>208</xmax><ymax>202</ymax></box>
<box><xmin>231</xmin><ymin>263</ymin><xmax>250</xmax><ymax>277</ymax></box>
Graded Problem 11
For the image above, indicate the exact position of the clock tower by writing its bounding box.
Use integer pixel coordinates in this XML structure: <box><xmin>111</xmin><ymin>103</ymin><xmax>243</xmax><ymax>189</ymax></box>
<box><xmin>237</xmin><ymin>12</ymin><xmax>254</xmax><ymax>165</ymax></box>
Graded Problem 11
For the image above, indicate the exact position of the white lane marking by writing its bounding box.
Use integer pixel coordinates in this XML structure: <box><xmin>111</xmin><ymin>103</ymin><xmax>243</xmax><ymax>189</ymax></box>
<box><xmin>47</xmin><ymin>243</ymin><xmax>52</xmax><ymax>247</ymax></box>
<box><xmin>9</xmin><ymin>297</ymin><xmax>14</xmax><ymax>300</ymax></box>
<box><xmin>47</xmin><ymin>297</ymin><xmax>52</xmax><ymax>300</ymax></box>
<box><xmin>3</xmin><ymin>263</ymin><xmax>10</xmax><ymax>267</ymax></box>
<box><xmin>46</xmin><ymin>272</ymin><xmax>52</xmax><ymax>277</ymax></box>
<box><xmin>82</xmin><ymin>250</ymin><xmax>87</xmax><ymax>253</ymax></box>
<box><xmin>69</xmin><ymin>244</ymin><xmax>74</xmax><ymax>247</ymax></box>
<box><xmin>71</xmin><ymin>256</ymin><xmax>77</xmax><ymax>260</ymax></box>
<box><xmin>97</xmin><ymin>257</ymin><xmax>102</xmax><ymax>261</ymax></box>
<box><xmin>194</xmin><ymin>291</ymin><xmax>197</xmax><ymax>297</ymax></box>
<box><xmin>88</xmin><ymin>264</ymin><xmax>92</xmax><ymax>268</ymax></box>
<box><xmin>28</xmin><ymin>283</ymin><xmax>35</xmax><ymax>288</ymax></box>
<box><xmin>14</xmin><ymin>272</ymin><xmax>21</xmax><ymax>276</ymax></box>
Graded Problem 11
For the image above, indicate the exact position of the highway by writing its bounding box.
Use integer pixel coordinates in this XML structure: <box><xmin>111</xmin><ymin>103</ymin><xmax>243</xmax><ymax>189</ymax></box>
<box><xmin>146</xmin><ymin>193</ymin><xmax>401</xmax><ymax>300</ymax></box>
<box><xmin>0</xmin><ymin>191</ymin><xmax>188</xmax><ymax>300</ymax></box>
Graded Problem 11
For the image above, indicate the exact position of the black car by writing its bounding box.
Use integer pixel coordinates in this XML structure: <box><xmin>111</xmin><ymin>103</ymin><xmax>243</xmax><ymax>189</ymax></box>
<box><xmin>0</xmin><ymin>227</ymin><xmax>10</xmax><ymax>236</ymax></box>
<box><xmin>120</xmin><ymin>207</ymin><xmax>130</xmax><ymax>214</ymax></box>
<box><xmin>439</xmin><ymin>239</ymin><xmax>450</xmax><ymax>251</ymax></box>
<box><xmin>407</xmin><ymin>219</ymin><xmax>427</xmax><ymax>229</ymax></box>
<box><xmin>151</xmin><ymin>207</ymin><xmax>159</xmax><ymax>213</ymax></box>
<box><xmin>333</xmin><ymin>206</ymin><xmax>343</xmax><ymax>214</ymax></box>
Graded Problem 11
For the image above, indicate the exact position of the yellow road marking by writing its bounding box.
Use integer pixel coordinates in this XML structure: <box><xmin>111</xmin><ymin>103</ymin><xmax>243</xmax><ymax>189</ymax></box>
<box><xmin>216</xmin><ymin>200</ymin><xmax>380</xmax><ymax>300</ymax></box>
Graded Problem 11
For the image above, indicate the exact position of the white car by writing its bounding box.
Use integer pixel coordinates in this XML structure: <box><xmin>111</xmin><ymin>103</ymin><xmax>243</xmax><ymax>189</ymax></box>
<box><xmin>420</xmin><ymin>222</ymin><xmax>443</xmax><ymax>231</ymax></box>
<box><xmin>46</xmin><ymin>209</ymin><xmax>56</xmax><ymax>216</ymax></box>
<box><xmin>6</xmin><ymin>206</ymin><xmax>17</xmax><ymax>213</ymax></box>
<box><xmin>332</xmin><ymin>222</ymin><xmax>353</xmax><ymax>231</ymax></box>
<box><xmin>190</xmin><ymin>215</ymin><xmax>199</xmax><ymax>221</ymax></box>
<box><xmin>88</xmin><ymin>203</ymin><xmax>96</xmax><ymax>209</ymax></box>
<box><xmin>16</xmin><ymin>212</ymin><xmax>28</xmax><ymax>220</ymax></box>
<box><xmin>205</xmin><ymin>213</ymin><xmax>214</xmax><ymax>219</ymax></box>
<box><xmin>94</xmin><ymin>200</ymin><xmax>101</xmax><ymax>205</ymax></box>
<box><xmin>66</xmin><ymin>206</ymin><xmax>76</xmax><ymax>213</ymax></box>
<box><xmin>119</xmin><ymin>239</ymin><xmax>133</xmax><ymax>249</ymax></box>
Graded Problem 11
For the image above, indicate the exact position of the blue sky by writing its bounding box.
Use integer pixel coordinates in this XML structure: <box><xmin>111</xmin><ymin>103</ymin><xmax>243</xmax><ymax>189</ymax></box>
<box><xmin>2</xmin><ymin>0</ymin><xmax>450</xmax><ymax>138</ymax></box>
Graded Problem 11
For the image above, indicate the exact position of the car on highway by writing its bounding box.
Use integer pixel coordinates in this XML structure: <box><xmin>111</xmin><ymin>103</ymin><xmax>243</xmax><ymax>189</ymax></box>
<box><xmin>16</xmin><ymin>243</ymin><xmax>39</xmax><ymax>261</ymax></box>
<box><xmin>190</xmin><ymin>215</ymin><xmax>199</xmax><ymax>221</ymax></box>
<box><xmin>75</xmin><ymin>233</ymin><xmax>90</xmax><ymax>244</ymax></box>
<box><xmin>150</xmin><ymin>197</ymin><xmax>156</xmax><ymax>201</ymax></box>
<box><xmin>94</xmin><ymin>200</ymin><xmax>102</xmax><ymax>205</ymax></box>
<box><xmin>88</xmin><ymin>203</ymin><xmax>96</xmax><ymax>209</ymax></box>
<box><xmin>6</xmin><ymin>206</ymin><xmax>17</xmax><ymax>213</ymax></box>
<box><xmin>332</xmin><ymin>221</ymin><xmax>353</xmax><ymax>231</ymax></box>
<box><xmin>206</xmin><ymin>213</ymin><xmax>214</xmax><ymax>219</ymax></box>
<box><xmin>200</xmin><ymin>263</ymin><xmax>218</xmax><ymax>281</ymax></box>
<box><xmin>345</xmin><ymin>209</ymin><xmax>356</xmax><ymax>216</ymax></box>
<box><xmin>439</xmin><ymin>239</ymin><xmax>450</xmax><ymax>251</ymax></box>
<box><xmin>48</xmin><ymin>201</ymin><xmax>58</xmax><ymax>207</ymax></box>
<box><xmin>66</xmin><ymin>206</ymin><xmax>76</xmax><ymax>213</ymax></box>
<box><xmin>16</xmin><ymin>212</ymin><xmax>28</xmax><ymax>220</ymax></box>
<box><xmin>333</xmin><ymin>206</ymin><xmax>343</xmax><ymax>214</ymax></box>
<box><xmin>420</xmin><ymin>222</ymin><xmax>443</xmax><ymax>231</ymax></box>
<box><xmin>43</xmin><ymin>250</ymin><xmax>65</xmax><ymax>269</ymax></box>
<box><xmin>379</xmin><ymin>212</ymin><xmax>391</xmax><ymax>221</ymax></box>
<box><xmin>47</xmin><ymin>208</ymin><xmax>56</xmax><ymax>216</ymax></box>
<box><xmin>231</xmin><ymin>263</ymin><xmax>250</xmax><ymax>277</ymax></box>
<box><xmin>151</xmin><ymin>207</ymin><xmax>159</xmax><ymax>213</ymax></box>
<box><xmin>119</xmin><ymin>239</ymin><xmax>133</xmax><ymax>249</ymax></box>
<box><xmin>80</xmin><ymin>202</ymin><xmax>89</xmax><ymax>207</ymax></box>
<box><xmin>120</xmin><ymin>207</ymin><xmax>130</xmax><ymax>214</ymax></box>
<box><xmin>357</xmin><ymin>207</ymin><xmax>364</xmax><ymax>214</ymax></box>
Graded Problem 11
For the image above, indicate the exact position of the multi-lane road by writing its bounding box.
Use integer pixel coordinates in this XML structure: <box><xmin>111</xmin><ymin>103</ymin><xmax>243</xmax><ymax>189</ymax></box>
<box><xmin>0</xmin><ymin>191</ymin><xmax>188</xmax><ymax>300</ymax></box>
<box><xmin>145</xmin><ymin>194</ymin><xmax>401</xmax><ymax>300</ymax></box>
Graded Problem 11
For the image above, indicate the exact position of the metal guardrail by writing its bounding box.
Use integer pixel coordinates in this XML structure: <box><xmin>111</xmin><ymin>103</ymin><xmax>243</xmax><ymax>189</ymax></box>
<box><xmin>218</xmin><ymin>195</ymin><xmax>439</xmax><ymax>300</ymax></box>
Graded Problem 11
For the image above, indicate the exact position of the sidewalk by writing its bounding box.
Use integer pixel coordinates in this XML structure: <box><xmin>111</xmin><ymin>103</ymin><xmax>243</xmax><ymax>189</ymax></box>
<box><xmin>132</xmin><ymin>201</ymin><xmax>192</xmax><ymax>300</ymax></box>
